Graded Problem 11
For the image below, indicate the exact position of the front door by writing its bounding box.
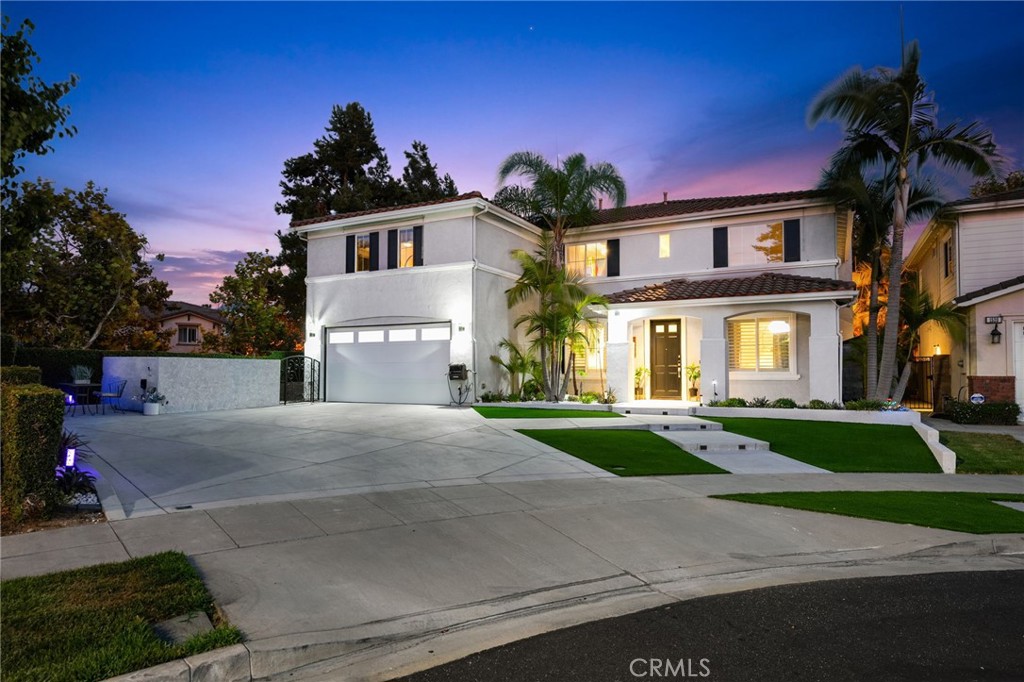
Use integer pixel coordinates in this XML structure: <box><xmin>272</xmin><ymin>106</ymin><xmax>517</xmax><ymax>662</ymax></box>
<box><xmin>650</xmin><ymin>319</ymin><xmax>682</xmax><ymax>399</ymax></box>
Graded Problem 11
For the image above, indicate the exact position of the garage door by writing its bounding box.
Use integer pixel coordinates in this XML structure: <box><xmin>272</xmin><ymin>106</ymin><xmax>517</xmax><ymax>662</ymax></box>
<box><xmin>325</xmin><ymin>322</ymin><xmax>452</xmax><ymax>404</ymax></box>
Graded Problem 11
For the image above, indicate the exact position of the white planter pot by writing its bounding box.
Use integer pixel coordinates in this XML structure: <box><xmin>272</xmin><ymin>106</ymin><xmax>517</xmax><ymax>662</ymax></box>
<box><xmin>142</xmin><ymin>403</ymin><xmax>160</xmax><ymax>416</ymax></box>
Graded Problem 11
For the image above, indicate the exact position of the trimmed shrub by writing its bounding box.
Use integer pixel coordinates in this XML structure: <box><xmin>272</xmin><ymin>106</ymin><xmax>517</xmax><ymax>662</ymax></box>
<box><xmin>770</xmin><ymin>397</ymin><xmax>798</xmax><ymax>409</ymax></box>
<box><xmin>1</xmin><ymin>366</ymin><xmax>42</xmax><ymax>385</ymax></box>
<box><xmin>807</xmin><ymin>399</ymin><xmax>844</xmax><ymax>410</ymax></box>
<box><xmin>708</xmin><ymin>397</ymin><xmax>748</xmax><ymax>407</ymax></box>
<box><xmin>950</xmin><ymin>400</ymin><xmax>1021</xmax><ymax>426</ymax></box>
<box><xmin>1</xmin><ymin>333</ymin><xmax>17</xmax><ymax>365</ymax></box>
<box><xmin>1</xmin><ymin>383</ymin><xmax>65</xmax><ymax>522</ymax></box>
<box><xmin>580</xmin><ymin>391</ymin><xmax>601</xmax><ymax>404</ymax></box>
<box><xmin>748</xmin><ymin>396</ymin><xmax>771</xmax><ymax>408</ymax></box>
<box><xmin>845</xmin><ymin>399</ymin><xmax>886</xmax><ymax>411</ymax></box>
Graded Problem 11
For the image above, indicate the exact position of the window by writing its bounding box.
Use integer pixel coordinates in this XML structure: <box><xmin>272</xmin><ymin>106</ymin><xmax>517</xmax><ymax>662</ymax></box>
<box><xmin>329</xmin><ymin>331</ymin><xmax>354</xmax><ymax>344</ymax></box>
<box><xmin>356</xmin><ymin>234</ymin><xmax>371</xmax><ymax>271</ymax></box>
<box><xmin>728</xmin><ymin>314</ymin><xmax>793</xmax><ymax>373</ymax></box>
<box><xmin>659</xmin><ymin>233</ymin><xmax>671</xmax><ymax>258</ymax></box>
<box><xmin>177</xmin><ymin>325</ymin><xmax>199</xmax><ymax>345</ymax></box>
<box><xmin>399</xmin><ymin>228</ymin><xmax>415</xmax><ymax>268</ymax></box>
<box><xmin>715</xmin><ymin>220</ymin><xmax>800</xmax><ymax>268</ymax></box>
<box><xmin>421</xmin><ymin>326</ymin><xmax>451</xmax><ymax>341</ymax></box>
<box><xmin>357</xmin><ymin>329</ymin><xmax>384</xmax><ymax>343</ymax></box>
<box><xmin>388</xmin><ymin>328</ymin><xmax>416</xmax><ymax>342</ymax></box>
<box><xmin>567</xmin><ymin>242</ymin><xmax>608</xmax><ymax>277</ymax></box>
<box><xmin>943</xmin><ymin>239</ymin><xmax>954</xmax><ymax>279</ymax></box>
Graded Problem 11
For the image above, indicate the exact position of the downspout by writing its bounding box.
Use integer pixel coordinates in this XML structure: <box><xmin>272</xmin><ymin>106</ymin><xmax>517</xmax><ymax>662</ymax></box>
<box><xmin>471</xmin><ymin>204</ymin><xmax>489</xmax><ymax>398</ymax></box>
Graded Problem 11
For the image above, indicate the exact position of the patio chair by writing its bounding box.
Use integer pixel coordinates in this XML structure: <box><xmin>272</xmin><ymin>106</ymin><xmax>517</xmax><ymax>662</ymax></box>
<box><xmin>93</xmin><ymin>379</ymin><xmax>127</xmax><ymax>415</ymax></box>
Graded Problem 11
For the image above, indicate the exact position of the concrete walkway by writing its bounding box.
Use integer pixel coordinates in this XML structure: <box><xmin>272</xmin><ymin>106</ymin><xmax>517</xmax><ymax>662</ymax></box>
<box><xmin>923</xmin><ymin>416</ymin><xmax>1024</xmax><ymax>444</ymax></box>
<box><xmin>5</xmin><ymin>403</ymin><xmax>1022</xmax><ymax>681</ymax></box>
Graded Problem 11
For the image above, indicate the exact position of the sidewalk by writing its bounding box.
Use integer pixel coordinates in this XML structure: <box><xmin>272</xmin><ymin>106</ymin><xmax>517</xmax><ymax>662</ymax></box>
<box><xmin>923</xmin><ymin>416</ymin><xmax>1024</xmax><ymax>444</ymax></box>
<box><xmin>3</xmin><ymin>474</ymin><xmax>1022</xmax><ymax>681</ymax></box>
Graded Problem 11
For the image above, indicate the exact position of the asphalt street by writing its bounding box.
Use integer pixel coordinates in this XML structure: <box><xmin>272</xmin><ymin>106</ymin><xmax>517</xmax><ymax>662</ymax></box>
<box><xmin>396</xmin><ymin>570</ymin><xmax>1024</xmax><ymax>682</ymax></box>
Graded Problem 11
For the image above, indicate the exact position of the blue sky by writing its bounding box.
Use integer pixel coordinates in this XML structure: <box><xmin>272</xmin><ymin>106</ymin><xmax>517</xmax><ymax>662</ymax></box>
<box><xmin>7</xmin><ymin>1</ymin><xmax>1023</xmax><ymax>302</ymax></box>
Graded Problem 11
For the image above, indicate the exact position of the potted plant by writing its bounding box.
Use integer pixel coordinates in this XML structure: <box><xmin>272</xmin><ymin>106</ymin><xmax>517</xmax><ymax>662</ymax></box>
<box><xmin>70</xmin><ymin>365</ymin><xmax>93</xmax><ymax>385</ymax></box>
<box><xmin>137</xmin><ymin>387</ymin><xmax>167</xmax><ymax>416</ymax></box>
<box><xmin>685</xmin><ymin>362</ymin><xmax>701</xmax><ymax>400</ymax></box>
<box><xmin>634</xmin><ymin>366</ymin><xmax>650</xmax><ymax>400</ymax></box>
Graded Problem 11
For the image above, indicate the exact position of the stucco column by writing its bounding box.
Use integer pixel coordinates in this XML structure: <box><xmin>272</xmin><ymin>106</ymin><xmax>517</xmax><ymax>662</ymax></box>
<box><xmin>606</xmin><ymin>309</ymin><xmax>631</xmax><ymax>401</ymax></box>
<box><xmin>808</xmin><ymin>304</ymin><xmax>842</xmax><ymax>402</ymax></box>
<box><xmin>699</xmin><ymin>310</ymin><xmax>728</xmax><ymax>401</ymax></box>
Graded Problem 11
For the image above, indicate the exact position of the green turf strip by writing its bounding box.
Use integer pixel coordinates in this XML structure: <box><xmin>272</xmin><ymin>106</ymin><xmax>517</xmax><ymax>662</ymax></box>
<box><xmin>939</xmin><ymin>432</ymin><xmax>1024</xmax><ymax>475</ymax></box>
<box><xmin>1</xmin><ymin>551</ymin><xmax>242</xmax><ymax>682</ymax></box>
<box><xmin>714</xmin><ymin>491</ymin><xmax>1024</xmax><ymax>534</ymax></box>
<box><xmin>519</xmin><ymin>428</ymin><xmax>727</xmax><ymax>475</ymax></box>
<box><xmin>705</xmin><ymin>418</ymin><xmax>941</xmax><ymax>473</ymax></box>
<box><xmin>474</xmin><ymin>406</ymin><xmax>623</xmax><ymax>419</ymax></box>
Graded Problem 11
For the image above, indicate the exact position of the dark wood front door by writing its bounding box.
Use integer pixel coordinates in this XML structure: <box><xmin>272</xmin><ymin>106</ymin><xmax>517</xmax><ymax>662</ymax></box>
<box><xmin>650</xmin><ymin>319</ymin><xmax>682</xmax><ymax>399</ymax></box>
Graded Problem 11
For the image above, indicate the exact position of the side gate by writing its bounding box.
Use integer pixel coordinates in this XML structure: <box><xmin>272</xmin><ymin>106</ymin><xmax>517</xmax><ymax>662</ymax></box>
<box><xmin>281</xmin><ymin>355</ymin><xmax>321</xmax><ymax>404</ymax></box>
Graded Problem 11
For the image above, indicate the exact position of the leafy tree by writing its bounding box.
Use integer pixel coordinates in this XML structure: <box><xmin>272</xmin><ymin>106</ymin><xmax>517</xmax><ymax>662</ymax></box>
<box><xmin>402</xmin><ymin>140</ymin><xmax>458</xmax><ymax>203</ymax></box>
<box><xmin>809</xmin><ymin>40</ymin><xmax>999</xmax><ymax>399</ymax></box>
<box><xmin>207</xmin><ymin>250</ymin><xmax>302</xmax><ymax>356</ymax></box>
<box><xmin>1</xmin><ymin>181</ymin><xmax>170</xmax><ymax>349</ymax></box>
<box><xmin>1</xmin><ymin>16</ymin><xmax>78</xmax><ymax>201</ymax></box>
<box><xmin>505</xmin><ymin>235</ymin><xmax>608</xmax><ymax>401</ymax></box>
<box><xmin>970</xmin><ymin>169</ymin><xmax>1024</xmax><ymax>197</ymax></box>
<box><xmin>494</xmin><ymin>151</ymin><xmax>626</xmax><ymax>269</ymax></box>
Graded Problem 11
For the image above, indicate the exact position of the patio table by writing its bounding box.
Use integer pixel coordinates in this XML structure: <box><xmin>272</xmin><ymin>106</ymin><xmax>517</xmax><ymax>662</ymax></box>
<box><xmin>59</xmin><ymin>382</ymin><xmax>101</xmax><ymax>416</ymax></box>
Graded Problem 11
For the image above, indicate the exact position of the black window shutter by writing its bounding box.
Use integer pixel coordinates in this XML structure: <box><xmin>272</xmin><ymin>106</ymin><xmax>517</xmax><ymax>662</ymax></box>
<box><xmin>783</xmin><ymin>219</ymin><xmax>801</xmax><ymax>262</ymax></box>
<box><xmin>345</xmin><ymin>235</ymin><xmax>355</xmax><ymax>273</ymax></box>
<box><xmin>387</xmin><ymin>229</ymin><xmax>398</xmax><ymax>269</ymax></box>
<box><xmin>713</xmin><ymin>227</ymin><xmax>728</xmax><ymax>268</ymax></box>
<box><xmin>369</xmin><ymin>232</ymin><xmax>379</xmax><ymax>271</ymax></box>
<box><xmin>413</xmin><ymin>225</ymin><xmax>424</xmax><ymax>266</ymax></box>
<box><xmin>607</xmin><ymin>239</ymin><xmax>620</xmax><ymax>277</ymax></box>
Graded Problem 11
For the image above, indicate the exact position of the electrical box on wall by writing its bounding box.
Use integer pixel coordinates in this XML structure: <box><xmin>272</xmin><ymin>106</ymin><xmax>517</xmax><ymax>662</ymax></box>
<box><xmin>448</xmin><ymin>364</ymin><xmax>468</xmax><ymax>381</ymax></box>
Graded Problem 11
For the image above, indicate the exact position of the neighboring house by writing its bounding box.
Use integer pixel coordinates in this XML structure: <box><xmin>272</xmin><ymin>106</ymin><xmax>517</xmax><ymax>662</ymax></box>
<box><xmin>906</xmin><ymin>188</ymin><xmax>1024</xmax><ymax>414</ymax></box>
<box><xmin>157</xmin><ymin>301</ymin><xmax>226</xmax><ymax>353</ymax></box>
<box><xmin>292</xmin><ymin>190</ymin><xmax>857</xmax><ymax>405</ymax></box>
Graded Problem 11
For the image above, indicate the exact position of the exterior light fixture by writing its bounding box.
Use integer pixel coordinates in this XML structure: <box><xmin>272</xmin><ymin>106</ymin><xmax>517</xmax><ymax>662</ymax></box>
<box><xmin>991</xmin><ymin>323</ymin><xmax>1002</xmax><ymax>344</ymax></box>
<box><xmin>712</xmin><ymin>379</ymin><xmax>718</xmax><ymax>400</ymax></box>
<box><xmin>65</xmin><ymin>447</ymin><xmax>77</xmax><ymax>468</ymax></box>
<box><xmin>933</xmin><ymin>344</ymin><xmax>941</xmax><ymax>356</ymax></box>
<box><xmin>767</xmin><ymin>320</ymin><xmax>790</xmax><ymax>334</ymax></box>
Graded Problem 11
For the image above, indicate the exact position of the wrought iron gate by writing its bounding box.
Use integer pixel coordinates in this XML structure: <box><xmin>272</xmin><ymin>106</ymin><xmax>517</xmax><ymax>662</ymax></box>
<box><xmin>281</xmin><ymin>355</ymin><xmax>321</xmax><ymax>404</ymax></box>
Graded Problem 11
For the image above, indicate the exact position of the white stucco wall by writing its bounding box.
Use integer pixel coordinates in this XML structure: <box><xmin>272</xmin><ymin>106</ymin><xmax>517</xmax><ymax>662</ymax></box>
<box><xmin>103</xmin><ymin>356</ymin><xmax>280</xmax><ymax>414</ymax></box>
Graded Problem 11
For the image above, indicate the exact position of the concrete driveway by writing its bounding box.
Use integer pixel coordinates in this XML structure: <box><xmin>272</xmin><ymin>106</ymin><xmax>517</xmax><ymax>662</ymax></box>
<box><xmin>68</xmin><ymin>403</ymin><xmax>614</xmax><ymax>518</ymax></box>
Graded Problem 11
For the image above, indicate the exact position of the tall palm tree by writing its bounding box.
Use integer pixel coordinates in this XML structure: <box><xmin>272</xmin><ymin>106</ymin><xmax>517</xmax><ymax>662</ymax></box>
<box><xmin>488</xmin><ymin>338</ymin><xmax>538</xmax><ymax>397</ymax></box>
<box><xmin>890</xmin><ymin>279</ymin><xmax>964</xmax><ymax>404</ymax></box>
<box><xmin>819</xmin><ymin>166</ymin><xmax>942</xmax><ymax>397</ymax></box>
<box><xmin>495</xmin><ymin>151</ymin><xmax>627</xmax><ymax>269</ymax></box>
<box><xmin>506</xmin><ymin>235</ymin><xmax>608</xmax><ymax>401</ymax></box>
<box><xmin>809</xmin><ymin>40</ymin><xmax>999</xmax><ymax>399</ymax></box>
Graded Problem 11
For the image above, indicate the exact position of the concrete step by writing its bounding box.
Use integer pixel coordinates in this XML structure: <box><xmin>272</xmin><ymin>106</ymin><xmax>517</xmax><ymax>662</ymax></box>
<box><xmin>614</xmin><ymin>406</ymin><xmax>695</xmax><ymax>417</ymax></box>
<box><xmin>658</xmin><ymin>430</ymin><xmax>770</xmax><ymax>452</ymax></box>
<box><xmin>575</xmin><ymin>416</ymin><xmax>722</xmax><ymax>432</ymax></box>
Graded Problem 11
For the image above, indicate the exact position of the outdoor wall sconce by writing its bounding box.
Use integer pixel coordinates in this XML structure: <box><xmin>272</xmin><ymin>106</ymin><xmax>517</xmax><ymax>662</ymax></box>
<box><xmin>986</xmin><ymin>315</ymin><xmax>1003</xmax><ymax>344</ymax></box>
<box><xmin>933</xmin><ymin>344</ymin><xmax>941</xmax><ymax>356</ymax></box>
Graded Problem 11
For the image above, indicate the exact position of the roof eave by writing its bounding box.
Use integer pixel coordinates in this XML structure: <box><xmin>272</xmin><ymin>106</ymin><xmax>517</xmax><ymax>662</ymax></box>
<box><xmin>608</xmin><ymin>289</ymin><xmax>857</xmax><ymax>308</ymax></box>
<box><xmin>586</xmin><ymin>196</ymin><xmax>837</xmax><ymax>232</ymax></box>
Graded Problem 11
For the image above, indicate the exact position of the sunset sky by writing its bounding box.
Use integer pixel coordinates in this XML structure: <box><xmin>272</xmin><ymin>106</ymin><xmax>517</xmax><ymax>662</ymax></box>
<box><xmin>6</xmin><ymin>1</ymin><xmax>1023</xmax><ymax>303</ymax></box>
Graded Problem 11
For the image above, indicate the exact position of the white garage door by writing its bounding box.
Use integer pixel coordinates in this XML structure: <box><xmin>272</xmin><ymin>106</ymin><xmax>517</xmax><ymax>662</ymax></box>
<box><xmin>325</xmin><ymin>323</ymin><xmax>452</xmax><ymax>405</ymax></box>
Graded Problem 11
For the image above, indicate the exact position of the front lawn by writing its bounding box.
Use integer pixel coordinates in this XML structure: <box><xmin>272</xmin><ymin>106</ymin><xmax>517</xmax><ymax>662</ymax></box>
<box><xmin>474</xmin><ymin>406</ymin><xmax>623</xmax><ymax>419</ymax></box>
<box><xmin>714</xmin><ymin>491</ymin><xmax>1024</xmax><ymax>534</ymax></box>
<box><xmin>705</xmin><ymin>418</ymin><xmax>941</xmax><ymax>473</ymax></box>
<box><xmin>1</xmin><ymin>551</ymin><xmax>243</xmax><ymax>682</ymax></box>
<box><xmin>518</xmin><ymin>429</ymin><xmax>727</xmax><ymax>476</ymax></box>
<box><xmin>939</xmin><ymin>432</ymin><xmax>1024</xmax><ymax>475</ymax></box>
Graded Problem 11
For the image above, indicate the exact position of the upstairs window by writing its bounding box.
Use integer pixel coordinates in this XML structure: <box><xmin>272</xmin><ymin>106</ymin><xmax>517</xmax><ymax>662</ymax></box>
<box><xmin>659</xmin><ymin>233</ymin><xmax>671</xmax><ymax>258</ymax></box>
<box><xmin>177</xmin><ymin>325</ymin><xmax>199</xmax><ymax>345</ymax></box>
<box><xmin>356</xmin><ymin>234</ymin><xmax>372</xmax><ymax>271</ymax></box>
<box><xmin>715</xmin><ymin>220</ymin><xmax>800</xmax><ymax>268</ymax></box>
<box><xmin>399</xmin><ymin>228</ymin><xmax>416</xmax><ymax>268</ymax></box>
<box><xmin>728</xmin><ymin>314</ymin><xmax>793</xmax><ymax>373</ymax></box>
<box><xmin>943</xmin><ymin>239</ymin><xmax>954</xmax><ymax>279</ymax></box>
<box><xmin>567</xmin><ymin>242</ymin><xmax>608</xmax><ymax>277</ymax></box>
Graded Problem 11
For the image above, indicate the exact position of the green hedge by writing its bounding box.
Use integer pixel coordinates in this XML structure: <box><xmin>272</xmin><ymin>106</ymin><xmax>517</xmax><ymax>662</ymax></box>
<box><xmin>0</xmin><ymin>366</ymin><xmax>42</xmax><ymax>385</ymax></box>
<box><xmin>14</xmin><ymin>348</ymin><xmax>105</xmax><ymax>388</ymax></box>
<box><xmin>950</xmin><ymin>400</ymin><xmax>1022</xmax><ymax>426</ymax></box>
<box><xmin>1</xmin><ymin>333</ymin><xmax>17</xmax><ymax>365</ymax></box>
<box><xmin>1</xmin><ymin>383</ymin><xmax>65</xmax><ymax>522</ymax></box>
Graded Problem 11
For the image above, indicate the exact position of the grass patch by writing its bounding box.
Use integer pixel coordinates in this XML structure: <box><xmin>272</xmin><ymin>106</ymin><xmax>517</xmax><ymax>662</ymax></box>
<box><xmin>474</xmin><ymin>406</ymin><xmax>623</xmax><ymax>419</ymax></box>
<box><xmin>940</xmin><ymin>432</ymin><xmax>1024</xmax><ymax>475</ymax></box>
<box><xmin>518</xmin><ymin>429</ymin><xmax>727</xmax><ymax>476</ymax></box>
<box><xmin>705</xmin><ymin>418</ymin><xmax>941</xmax><ymax>473</ymax></box>
<box><xmin>1</xmin><ymin>551</ymin><xmax>242</xmax><ymax>682</ymax></box>
<box><xmin>714</xmin><ymin>491</ymin><xmax>1024</xmax><ymax>534</ymax></box>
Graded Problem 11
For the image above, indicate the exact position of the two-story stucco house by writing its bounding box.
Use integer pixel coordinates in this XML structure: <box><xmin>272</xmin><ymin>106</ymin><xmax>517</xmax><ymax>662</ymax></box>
<box><xmin>157</xmin><ymin>301</ymin><xmax>226</xmax><ymax>353</ymax></box>
<box><xmin>906</xmin><ymin>188</ymin><xmax>1024</xmax><ymax>414</ymax></box>
<box><xmin>292</xmin><ymin>190</ymin><xmax>857</xmax><ymax>405</ymax></box>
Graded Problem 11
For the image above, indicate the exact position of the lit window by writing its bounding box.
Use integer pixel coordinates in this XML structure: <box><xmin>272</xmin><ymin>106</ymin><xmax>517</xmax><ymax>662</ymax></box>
<box><xmin>358</xmin><ymin>329</ymin><xmax>384</xmax><ymax>343</ymax></box>
<box><xmin>728</xmin><ymin>314</ymin><xmax>793</xmax><ymax>372</ymax></box>
<box><xmin>356</xmin><ymin>234</ymin><xmax>371</xmax><ymax>271</ymax></box>
<box><xmin>421</xmin><ymin>326</ymin><xmax>451</xmax><ymax>341</ymax></box>
<box><xmin>729</xmin><ymin>221</ymin><xmax>784</xmax><ymax>266</ymax></box>
<box><xmin>177</xmin><ymin>326</ymin><xmax>199</xmax><ymax>344</ymax></box>
<box><xmin>329</xmin><ymin>331</ymin><xmax>354</xmax><ymax>344</ymax></box>
<box><xmin>399</xmin><ymin>228</ymin><xmax>415</xmax><ymax>268</ymax></box>
<box><xmin>388</xmin><ymin>328</ymin><xmax>416</xmax><ymax>342</ymax></box>
<box><xmin>567</xmin><ymin>242</ymin><xmax>607</xmax><ymax>277</ymax></box>
<box><xmin>659</xmin><ymin>233</ymin><xmax>671</xmax><ymax>258</ymax></box>
<box><xmin>943</xmin><ymin>240</ymin><xmax>954</xmax><ymax>279</ymax></box>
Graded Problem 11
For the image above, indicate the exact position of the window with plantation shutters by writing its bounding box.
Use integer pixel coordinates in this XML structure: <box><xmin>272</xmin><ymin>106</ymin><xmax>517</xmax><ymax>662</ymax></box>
<box><xmin>727</xmin><ymin>314</ymin><xmax>794</xmax><ymax>374</ymax></box>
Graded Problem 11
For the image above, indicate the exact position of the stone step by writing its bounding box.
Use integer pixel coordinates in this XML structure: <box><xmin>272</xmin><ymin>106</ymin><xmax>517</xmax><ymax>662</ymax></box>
<box><xmin>575</xmin><ymin>416</ymin><xmax>722</xmax><ymax>432</ymax></box>
<box><xmin>614</xmin><ymin>406</ymin><xmax>695</xmax><ymax>417</ymax></box>
<box><xmin>657</xmin><ymin>430</ymin><xmax>770</xmax><ymax>452</ymax></box>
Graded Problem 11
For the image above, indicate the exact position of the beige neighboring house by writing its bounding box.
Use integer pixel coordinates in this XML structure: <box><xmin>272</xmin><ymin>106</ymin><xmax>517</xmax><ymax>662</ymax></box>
<box><xmin>158</xmin><ymin>301</ymin><xmax>226</xmax><ymax>353</ymax></box>
<box><xmin>906</xmin><ymin>188</ymin><xmax>1024</xmax><ymax>417</ymax></box>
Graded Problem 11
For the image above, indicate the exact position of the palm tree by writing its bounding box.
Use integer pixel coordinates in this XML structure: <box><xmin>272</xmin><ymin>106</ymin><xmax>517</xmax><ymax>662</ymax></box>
<box><xmin>890</xmin><ymin>279</ymin><xmax>964</xmax><ymax>404</ymax></box>
<box><xmin>819</xmin><ymin>166</ymin><xmax>942</xmax><ymax>398</ymax></box>
<box><xmin>809</xmin><ymin>40</ymin><xmax>999</xmax><ymax>399</ymax></box>
<box><xmin>506</xmin><ymin>235</ymin><xmax>608</xmax><ymax>401</ymax></box>
<box><xmin>489</xmin><ymin>338</ymin><xmax>538</xmax><ymax>398</ymax></box>
<box><xmin>495</xmin><ymin>151</ymin><xmax>627</xmax><ymax>269</ymax></box>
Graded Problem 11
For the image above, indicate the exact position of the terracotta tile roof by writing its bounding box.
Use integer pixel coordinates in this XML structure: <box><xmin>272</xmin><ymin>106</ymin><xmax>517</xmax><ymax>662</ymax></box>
<box><xmin>290</xmin><ymin>192</ymin><xmax>485</xmax><ymax>228</ymax></box>
<box><xmin>606</xmin><ymin>272</ymin><xmax>856</xmax><ymax>304</ymax></box>
<box><xmin>943</xmin><ymin>187</ymin><xmax>1024</xmax><ymax>209</ymax></box>
<box><xmin>582</xmin><ymin>190</ymin><xmax>831</xmax><ymax>226</ymax></box>
<box><xmin>953</xmin><ymin>275</ymin><xmax>1024</xmax><ymax>306</ymax></box>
